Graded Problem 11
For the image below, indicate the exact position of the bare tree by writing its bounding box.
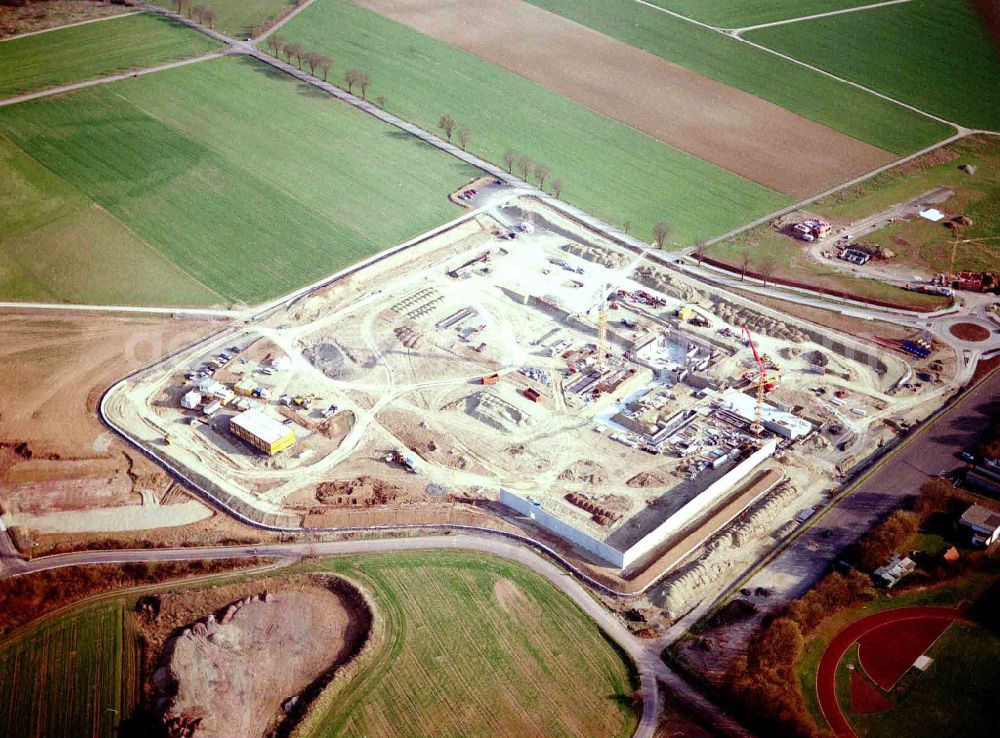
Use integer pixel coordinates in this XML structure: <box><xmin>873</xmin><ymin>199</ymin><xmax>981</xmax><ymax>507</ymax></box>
<box><xmin>358</xmin><ymin>71</ymin><xmax>372</xmax><ymax>100</ymax></box>
<box><xmin>203</xmin><ymin>9</ymin><xmax>216</xmax><ymax>28</ymax></box>
<box><xmin>692</xmin><ymin>239</ymin><xmax>708</xmax><ymax>265</ymax></box>
<box><xmin>344</xmin><ymin>68</ymin><xmax>360</xmax><ymax>93</ymax></box>
<box><xmin>534</xmin><ymin>163</ymin><xmax>550</xmax><ymax>189</ymax></box>
<box><xmin>759</xmin><ymin>258</ymin><xmax>777</xmax><ymax>287</ymax></box>
<box><xmin>503</xmin><ymin>148</ymin><xmax>517</xmax><ymax>173</ymax></box>
<box><xmin>551</xmin><ymin>177</ymin><xmax>563</xmax><ymax>197</ymax></box>
<box><xmin>516</xmin><ymin>155</ymin><xmax>534</xmax><ymax>181</ymax></box>
<box><xmin>652</xmin><ymin>220</ymin><xmax>671</xmax><ymax>249</ymax></box>
<box><xmin>457</xmin><ymin>128</ymin><xmax>472</xmax><ymax>151</ymax></box>
<box><xmin>622</xmin><ymin>220</ymin><xmax>631</xmax><ymax>234</ymax></box>
<box><xmin>740</xmin><ymin>247</ymin><xmax>751</xmax><ymax>281</ymax></box>
<box><xmin>303</xmin><ymin>51</ymin><xmax>321</xmax><ymax>75</ymax></box>
<box><xmin>286</xmin><ymin>42</ymin><xmax>304</xmax><ymax>68</ymax></box>
<box><xmin>375</xmin><ymin>95</ymin><xmax>387</xmax><ymax>109</ymax></box>
<box><xmin>265</xmin><ymin>35</ymin><xmax>283</xmax><ymax>56</ymax></box>
<box><xmin>191</xmin><ymin>5</ymin><xmax>206</xmax><ymax>23</ymax></box>
<box><xmin>173</xmin><ymin>0</ymin><xmax>190</xmax><ymax>15</ymax></box>
<box><xmin>438</xmin><ymin>114</ymin><xmax>457</xmax><ymax>141</ymax></box>
<box><xmin>318</xmin><ymin>55</ymin><xmax>333</xmax><ymax>81</ymax></box>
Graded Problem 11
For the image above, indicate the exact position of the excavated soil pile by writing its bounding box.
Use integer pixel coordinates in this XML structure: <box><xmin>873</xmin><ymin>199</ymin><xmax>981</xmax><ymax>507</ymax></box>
<box><xmin>631</xmin><ymin>264</ymin><xmax>701</xmax><ymax>303</ymax></box>
<box><xmin>557</xmin><ymin>459</ymin><xmax>608</xmax><ymax>485</ymax></box>
<box><xmin>627</xmin><ymin>470</ymin><xmax>669</xmax><ymax>488</ymax></box>
<box><xmin>561</xmin><ymin>242</ymin><xmax>629</xmax><ymax>269</ymax></box>
<box><xmin>710</xmin><ymin>299</ymin><xmax>808</xmax><ymax>342</ymax></box>
<box><xmin>316</xmin><ymin>476</ymin><xmax>404</xmax><ymax>506</ymax></box>
<box><xmin>153</xmin><ymin>581</ymin><xmax>371</xmax><ymax>738</ymax></box>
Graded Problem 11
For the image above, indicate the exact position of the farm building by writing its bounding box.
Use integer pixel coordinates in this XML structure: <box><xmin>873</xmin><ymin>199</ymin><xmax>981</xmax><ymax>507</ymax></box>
<box><xmin>959</xmin><ymin>504</ymin><xmax>1000</xmax><ymax>547</ymax></box>
<box><xmin>181</xmin><ymin>390</ymin><xmax>202</xmax><ymax>409</ymax></box>
<box><xmin>230</xmin><ymin>408</ymin><xmax>296</xmax><ymax>456</ymax></box>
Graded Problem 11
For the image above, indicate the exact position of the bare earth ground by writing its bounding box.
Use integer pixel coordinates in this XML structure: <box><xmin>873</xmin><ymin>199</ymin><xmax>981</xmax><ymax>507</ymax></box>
<box><xmin>353</xmin><ymin>0</ymin><xmax>895</xmax><ymax>196</ymax></box>
<box><xmin>0</xmin><ymin>314</ymin><xmax>218</xmax><ymax>522</ymax></box>
<box><xmin>0</xmin><ymin>1</ymin><xmax>128</xmax><ymax>39</ymax></box>
<box><xmin>147</xmin><ymin>575</ymin><xmax>372</xmax><ymax>738</ymax></box>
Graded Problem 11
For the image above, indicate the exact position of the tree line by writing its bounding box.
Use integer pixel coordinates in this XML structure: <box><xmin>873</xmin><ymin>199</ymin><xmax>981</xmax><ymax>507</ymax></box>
<box><xmin>171</xmin><ymin>0</ymin><xmax>216</xmax><ymax>28</ymax></box>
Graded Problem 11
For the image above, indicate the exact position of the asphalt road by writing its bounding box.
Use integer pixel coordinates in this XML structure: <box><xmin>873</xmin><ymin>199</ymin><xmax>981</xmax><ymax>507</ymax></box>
<box><xmin>741</xmin><ymin>368</ymin><xmax>1000</xmax><ymax>605</ymax></box>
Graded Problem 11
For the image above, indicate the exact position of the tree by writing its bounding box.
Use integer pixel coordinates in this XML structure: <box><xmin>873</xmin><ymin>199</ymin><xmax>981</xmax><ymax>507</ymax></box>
<box><xmin>692</xmin><ymin>239</ymin><xmax>708</xmax><ymax>265</ymax></box>
<box><xmin>318</xmin><ymin>54</ymin><xmax>333</xmax><ymax>81</ymax></box>
<box><xmin>458</xmin><ymin>128</ymin><xmax>472</xmax><ymax>151</ymax></box>
<box><xmin>759</xmin><ymin>258</ymin><xmax>777</xmax><ymax>287</ymax></box>
<box><xmin>516</xmin><ymin>154</ymin><xmax>533</xmax><ymax>181</ymax></box>
<box><xmin>551</xmin><ymin>177</ymin><xmax>563</xmax><ymax>197</ymax></box>
<box><xmin>622</xmin><ymin>220</ymin><xmax>631</xmax><ymax>234</ymax></box>
<box><xmin>375</xmin><ymin>95</ymin><xmax>387</xmax><ymax>109</ymax></box>
<box><xmin>344</xmin><ymin>68</ymin><xmax>360</xmax><ymax>93</ymax></box>
<box><xmin>173</xmin><ymin>0</ymin><xmax>189</xmax><ymax>15</ymax></box>
<box><xmin>265</xmin><ymin>35</ymin><xmax>282</xmax><ymax>56</ymax></box>
<box><xmin>534</xmin><ymin>163</ymin><xmax>550</xmax><ymax>188</ymax></box>
<box><xmin>358</xmin><ymin>71</ymin><xmax>372</xmax><ymax>100</ymax></box>
<box><xmin>203</xmin><ymin>9</ymin><xmax>216</xmax><ymax>28</ymax></box>
<box><xmin>503</xmin><ymin>148</ymin><xmax>517</xmax><ymax>173</ymax></box>
<box><xmin>438</xmin><ymin>114</ymin><xmax>457</xmax><ymax>141</ymax></box>
<box><xmin>191</xmin><ymin>4</ymin><xmax>206</xmax><ymax>23</ymax></box>
<box><xmin>749</xmin><ymin>618</ymin><xmax>803</xmax><ymax>669</ymax></box>
<box><xmin>652</xmin><ymin>220</ymin><xmax>671</xmax><ymax>249</ymax></box>
<box><xmin>285</xmin><ymin>42</ymin><xmax>304</xmax><ymax>67</ymax></box>
<box><xmin>740</xmin><ymin>247</ymin><xmax>751</xmax><ymax>281</ymax></box>
<box><xmin>303</xmin><ymin>51</ymin><xmax>321</xmax><ymax>75</ymax></box>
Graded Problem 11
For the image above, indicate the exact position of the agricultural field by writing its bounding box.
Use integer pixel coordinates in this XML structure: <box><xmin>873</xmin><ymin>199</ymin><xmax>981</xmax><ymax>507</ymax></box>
<box><xmin>812</xmin><ymin>135</ymin><xmax>1000</xmax><ymax>274</ymax></box>
<box><xmin>352</xmin><ymin>0</ymin><xmax>892</xmax><ymax>198</ymax></box>
<box><xmin>748</xmin><ymin>0</ymin><xmax>1000</xmax><ymax>131</ymax></box>
<box><xmin>0</xmin><ymin>12</ymin><xmax>220</xmax><ymax>99</ymax></box>
<box><xmin>644</xmin><ymin>0</ymin><xmax>878</xmax><ymax>27</ymax></box>
<box><xmin>190</xmin><ymin>0</ymin><xmax>297</xmax><ymax>38</ymax></box>
<box><xmin>0</xmin><ymin>553</ymin><xmax>636</xmax><ymax>738</ymax></box>
<box><xmin>279</xmin><ymin>0</ymin><xmax>790</xmax><ymax>246</ymax></box>
<box><xmin>0</xmin><ymin>600</ymin><xmax>139</xmax><ymax>738</ymax></box>
<box><xmin>523</xmin><ymin>0</ymin><xmax>952</xmax><ymax>155</ymax></box>
<box><xmin>0</xmin><ymin>0</ymin><xmax>129</xmax><ymax>39</ymax></box>
<box><xmin>305</xmin><ymin>551</ymin><xmax>638</xmax><ymax>738</ymax></box>
<box><xmin>0</xmin><ymin>55</ymin><xmax>479</xmax><ymax>305</ymax></box>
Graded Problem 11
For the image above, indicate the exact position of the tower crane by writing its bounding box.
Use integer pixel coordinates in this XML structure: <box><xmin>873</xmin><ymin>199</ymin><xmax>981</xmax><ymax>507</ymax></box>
<box><xmin>595</xmin><ymin>282</ymin><xmax>610</xmax><ymax>370</ymax></box>
<box><xmin>743</xmin><ymin>325</ymin><xmax>766</xmax><ymax>436</ymax></box>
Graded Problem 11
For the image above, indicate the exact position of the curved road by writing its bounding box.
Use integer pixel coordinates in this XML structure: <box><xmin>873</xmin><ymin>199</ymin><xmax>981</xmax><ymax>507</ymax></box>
<box><xmin>0</xmin><ymin>533</ymin><xmax>747</xmax><ymax>738</ymax></box>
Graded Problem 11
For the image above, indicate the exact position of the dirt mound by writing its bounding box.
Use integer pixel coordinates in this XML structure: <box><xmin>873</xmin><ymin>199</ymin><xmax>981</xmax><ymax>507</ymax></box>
<box><xmin>853</xmin><ymin>241</ymin><xmax>896</xmax><ymax>260</ymax></box>
<box><xmin>627</xmin><ymin>470</ymin><xmax>668</xmax><ymax>488</ymax></box>
<box><xmin>153</xmin><ymin>582</ymin><xmax>371</xmax><ymax>738</ymax></box>
<box><xmin>462</xmin><ymin>392</ymin><xmax>534</xmax><ymax>433</ymax></box>
<box><xmin>557</xmin><ymin>459</ymin><xmax>608</xmax><ymax>484</ymax></box>
<box><xmin>561</xmin><ymin>241</ymin><xmax>629</xmax><ymax>269</ymax></box>
<box><xmin>316</xmin><ymin>476</ymin><xmax>403</xmax><ymax>506</ymax></box>
<box><xmin>805</xmin><ymin>350</ymin><xmax>830</xmax><ymax>367</ymax></box>
<box><xmin>710</xmin><ymin>298</ymin><xmax>807</xmax><ymax>342</ymax></box>
<box><xmin>394</xmin><ymin>325</ymin><xmax>422</xmax><ymax>349</ymax></box>
<box><xmin>631</xmin><ymin>263</ymin><xmax>700</xmax><ymax>302</ymax></box>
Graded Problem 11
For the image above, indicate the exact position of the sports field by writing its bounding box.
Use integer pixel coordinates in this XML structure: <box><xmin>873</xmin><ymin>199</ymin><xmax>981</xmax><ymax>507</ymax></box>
<box><xmin>748</xmin><ymin>0</ymin><xmax>1000</xmax><ymax>132</ymax></box>
<box><xmin>0</xmin><ymin>12</ymin><xmax>219</xmax><ymax>99</ymax></box>
<box><xmin>279</xmin><ymin>0</ymin><xmax>790</xmax><ymax>246</ymax></box>
<box><xmin>305</xmin><ymin>551</ymin><xmax>638</xmax><ymax>738</ymax></box>
<box><xmin>0</xmin><ymin>600</ymin><xmax>139</xmax><ymax>738</ymax></box>
<box><xmin>0</xmin><ymin>55</ymin><xmax>478</xmax><ymax>305</ymax></box>
<box><xmin>523</xmin><ymin>0</ymin><xmax>952</xmax><ymax>156</ymax></box>
<box><xmin>193</xmin><ymin>0</ymin><xmax>296</xmax><ymax>38</ymax></box>
<box><xmin>645</xmin><ymin>0</ymin><xmax>877</xmax><ymax>27</ymax></box>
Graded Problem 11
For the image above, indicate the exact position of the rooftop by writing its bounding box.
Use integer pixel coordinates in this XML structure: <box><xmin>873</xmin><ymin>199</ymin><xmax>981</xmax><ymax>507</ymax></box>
<box><xmin>960</xmin><ymin>504</ymin><xmax>1000</xmax><ymax>532</ymax></box>
<box><xmin>230</xmin><ymin>408</ymin><xmax>292</xmax><ymax>444</ymax></box>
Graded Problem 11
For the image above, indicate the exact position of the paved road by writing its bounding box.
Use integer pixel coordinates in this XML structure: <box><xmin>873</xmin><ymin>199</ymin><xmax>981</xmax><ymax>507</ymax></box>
<box><xmin>0</xmin><ymin>300</ymin><xmax>239</xmax><ymax>318</ymax></box>
<box><xmin>0</xmin><ymin>519</ymin><xmax>24</xmax><ymax>578</ymax></box>
<box><xmin>735</xmin><ymin>367</ymin><xmax>1000</xmax><ymax>607</ymax></box>
<box><xmin>730</xmin><ymin>0</ymin><xmax>914</xmax><ymax>33</ymax></box>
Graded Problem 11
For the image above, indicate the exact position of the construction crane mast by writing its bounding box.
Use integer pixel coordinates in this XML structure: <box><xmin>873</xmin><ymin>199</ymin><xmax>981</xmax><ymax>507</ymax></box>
<box><xmin>743</xmin><ymin>325</ymin><xmax>766</xmax><ymax>436</ymax></box>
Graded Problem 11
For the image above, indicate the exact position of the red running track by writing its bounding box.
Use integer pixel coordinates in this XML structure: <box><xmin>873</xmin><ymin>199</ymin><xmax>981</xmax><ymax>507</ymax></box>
<box><xmin>815</xmin><ymin>606</ymin><xmax>964</xmax><ymax>738</ymax></box>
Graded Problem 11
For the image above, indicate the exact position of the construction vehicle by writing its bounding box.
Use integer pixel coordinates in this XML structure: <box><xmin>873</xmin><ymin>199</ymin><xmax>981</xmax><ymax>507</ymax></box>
<box><xmin>743</xmin><ymin>325</ymin><xmax>767</xmax><ymax>435</ymax></box>
<box><xmin>385</xmin><ymin>449</ymin><xmax>419</xmax><ymax>473</ymax></box>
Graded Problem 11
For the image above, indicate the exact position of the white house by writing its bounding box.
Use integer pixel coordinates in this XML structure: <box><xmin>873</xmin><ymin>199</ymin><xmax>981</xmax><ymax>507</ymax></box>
<box><xmin>959</xmin><ymin>504</ymin><xmax>1000</xmax><ymax>547</ymax></box>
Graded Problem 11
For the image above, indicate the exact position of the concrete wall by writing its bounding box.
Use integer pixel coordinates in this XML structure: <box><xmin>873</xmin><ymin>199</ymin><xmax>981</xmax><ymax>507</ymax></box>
<box><xmin>499</xmin><ymin>489</ymin><xmax>624</xmax><ymax>567</ymax></box>
<box><xmin>620</xmin><ymin>438</ymin><xmax>777</xmax><ymax>568</ymax></box>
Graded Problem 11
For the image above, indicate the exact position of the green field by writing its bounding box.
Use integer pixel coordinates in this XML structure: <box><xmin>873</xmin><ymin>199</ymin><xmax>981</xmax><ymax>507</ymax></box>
<box><xmin>0</xmin><ymin>55</ymin><xmax>479</xmax><ymax>304</ymax></box>
<box><xmin>0</xmin><ymin>600</ymin><xmax>139</xmax><ymax>738</ymax></box>
<box><xmin>0</xmin><ymin>12</ymin><xmax>219</xmax><ymax>99</ymax></box>
<box><xmin>280</xmin><ymin>0</ymin><xmax>790</xmax><ymax>247</ymax></box>
<box><xmin>748</xmin><ymin>0</ymin><xmax>1000</xmax><ymax>131</ymax></box>
<box><xmin>194</xmin><ymin>0</ymin><xmax>296</xmax><ymax>38</ymax></box>
<box><xmin>644</xmin><ymin>0</ymin><xmax>877</xmax><ymax>27</ymax></box>
<box><xmin>524</xmin><ymin>0</ymin><xmax>952</xmax><ymax>156</ymax></box>
<box><xmin>0</xmin><ymin>553</ymin><xmax>636</xmax><ymax>738</ymax></box>
<box><xmin>303</xmin><ymin>551</ymin><xmax>638</xmax><ymax>738</ymax></box>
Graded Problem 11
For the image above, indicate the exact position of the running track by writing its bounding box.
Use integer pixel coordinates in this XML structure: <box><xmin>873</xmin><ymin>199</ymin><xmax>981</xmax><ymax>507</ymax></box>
<box><xmin>816</xmin><ymin>606</ymin><xmax>964</xmax><ymax>738</ymax></box>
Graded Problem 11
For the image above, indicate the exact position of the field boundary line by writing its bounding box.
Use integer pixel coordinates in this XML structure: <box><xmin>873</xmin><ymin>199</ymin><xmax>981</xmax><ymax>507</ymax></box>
<box><xmin>730</xmin><ymin>0</ymin><xmax>913</xmax><ymax>33</ymax></box>
<box><xmin>0</xmin><ymin>9</ymin><xmax>144</xmax><ymax>43</ymax></box>
<box><xmin>0</xmin><ymin>49</ymin><xmax>229</xmax><ymax>107</ymax></box>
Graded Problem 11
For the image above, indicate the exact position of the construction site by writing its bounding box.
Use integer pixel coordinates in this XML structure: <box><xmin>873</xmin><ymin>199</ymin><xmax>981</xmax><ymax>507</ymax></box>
<box><xmin>103</xmin><ymin>195</ymin><xmax>959</xmax><ymax>606</ymax></box>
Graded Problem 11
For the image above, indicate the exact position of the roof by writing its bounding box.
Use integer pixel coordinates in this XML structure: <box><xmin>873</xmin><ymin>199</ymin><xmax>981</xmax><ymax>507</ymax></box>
<box><xmin>960</xmin><ymin>504</ymin><xmax>1000</xmax><ymax>532</ymax></box>
<box><xmin>230</xmin><ymin>408</ymin><xmax>292</xmax><ymax>444</ymax></box>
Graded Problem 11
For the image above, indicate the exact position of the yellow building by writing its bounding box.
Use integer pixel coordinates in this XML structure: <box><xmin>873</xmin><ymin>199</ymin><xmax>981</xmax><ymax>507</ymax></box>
<box><xmin>229</xmin><ymin>408</ymin><xmax>295</xmax><ymax>456</ymax></box>
<box><xmin>234</xmin><ymin>377</ymin><xmax>258</xmax><ymax>397</ymax></box>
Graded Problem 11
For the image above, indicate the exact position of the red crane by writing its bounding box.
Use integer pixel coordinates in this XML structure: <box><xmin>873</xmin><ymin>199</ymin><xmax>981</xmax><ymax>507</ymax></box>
<box><xmin>743</xmin><ymin>325</ymin><xmax>766</xmax><ymax>435</ymax></box>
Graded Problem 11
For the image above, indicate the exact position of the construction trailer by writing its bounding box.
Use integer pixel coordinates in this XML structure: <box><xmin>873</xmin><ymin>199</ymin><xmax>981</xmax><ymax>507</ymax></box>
<box><xmin>230</xmin><ymin>407</ymin><xmax>296</xmax><ymax>456</ymax></box>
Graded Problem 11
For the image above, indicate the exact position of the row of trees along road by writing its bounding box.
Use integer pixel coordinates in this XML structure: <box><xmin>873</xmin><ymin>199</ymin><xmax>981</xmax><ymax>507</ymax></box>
<box><xmin>172</xmin><ymin>0</ymin><xmax>216</xmax><ymax>28</ymax></box>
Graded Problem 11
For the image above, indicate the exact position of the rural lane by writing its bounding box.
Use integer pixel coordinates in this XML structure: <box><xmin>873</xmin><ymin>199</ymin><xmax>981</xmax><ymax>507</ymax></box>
<box><xmin>2</xmin><ymin>533</ymin><xmax>752</xmax><ymax>738</ymax></box>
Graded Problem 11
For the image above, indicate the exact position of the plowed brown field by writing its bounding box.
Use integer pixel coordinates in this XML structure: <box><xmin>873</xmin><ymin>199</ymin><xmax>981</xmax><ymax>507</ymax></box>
<box><xmin>353</xmin><ymin>0</ymin><xmax>895</xmax><ymax>196</ymax></box>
